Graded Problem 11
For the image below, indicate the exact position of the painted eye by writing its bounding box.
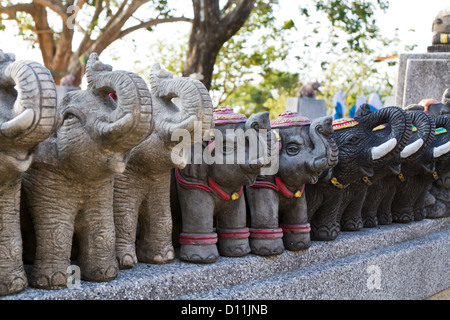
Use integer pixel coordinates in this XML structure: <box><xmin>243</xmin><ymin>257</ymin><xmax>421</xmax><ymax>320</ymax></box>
<box><xmin>346</xmin><ymin>135</ymin><xmax>361</xmax><ymax>144</ymax></box>
<box><xmin>285</xmin><ymin>144</ymin><xmax>300</xmax><ymax>156</ymax></box>
<box><xmin>63</xmin><ymin>113</ymin><xmax>78</xmax><ymax>123</ymax></box>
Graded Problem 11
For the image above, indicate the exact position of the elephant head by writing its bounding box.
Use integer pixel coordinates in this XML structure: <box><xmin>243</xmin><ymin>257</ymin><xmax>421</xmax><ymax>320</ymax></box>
<box><xmin>113</xmin><ymin>63</ymin><xmax>214</xmax><ymax>268</ymax></box>
<box><xmin>42</xmin><ymin>53</ymin><xmax>154</xmax><ymax>180</ymax></box>
<box><xmin>21</xmin><ymin>53</ymin><xmax>154</xmax><ymax>290</ymax></box>
<box><xmin>0</xmin><ymin>49</ymin><xmax>58</xmax><ymax>296</ymax></box>
<box><xmin>0</xmin><ymin>50</ymin><xmax>59</xmax><ymax>183</ymax></box>
<box><xmin>271</xmin><ymin>111</ymin><xmax>338</xmax><ymax>186</ymax></box>
<box><xmin>332</xmin><ymin>104</ymin><xmax>411</xmax><ymax>185</ymax></box>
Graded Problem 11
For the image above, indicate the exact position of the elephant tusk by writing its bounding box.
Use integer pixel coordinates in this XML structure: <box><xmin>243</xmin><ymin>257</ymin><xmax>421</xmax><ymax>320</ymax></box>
<box><xmin>400</xmin><ymin>138</ymin><xmax>424</xmax><ymax>159</ymax></box>
<box><xmin>433</xmin><ymin>140</ymin><xmax>450</xmax><ymax>158</ymax></box>
<box><xmin>0</xmin><ymin>109</ymin><xmax>35</xmax><ymax>138</ymax></box>
<box><xmin>370</xmin><ymin>138</ymin><xmax>397</xmax><ymax>160</ymax></box>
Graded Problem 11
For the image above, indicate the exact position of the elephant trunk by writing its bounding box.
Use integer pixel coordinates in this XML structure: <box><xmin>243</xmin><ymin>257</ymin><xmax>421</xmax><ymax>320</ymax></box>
<box><xmin>358</xmin><ymin>105</ymin><xmax>412</xmax><ymax>162</ymax></box>
<box><xmin>401</xmin><ymin>110</ymin><xmax>435</xmax><ymax>160</ymax></box>
<box><xmin>149</xmin><ymin>63</ymin><xmax>213</xmax><ymax>143</ymax></box>
<box><xmin>0</xmin><ymin>50</ymin><xmax>58</xmax><ymax>149</ymax></box>
<box><xmin>306</xmin><ymin>116</ymin><xmax>338</xmax><ymax>172</ymax></box>
<box><xmin>86</xmin><ymin>53</ymin><xmax>154</xmax><ymax>153</ymax></box>
<box><xmin>432</xmin><ymin>115</ymin><xmax>450</xmax><ymax>160</ymax></box>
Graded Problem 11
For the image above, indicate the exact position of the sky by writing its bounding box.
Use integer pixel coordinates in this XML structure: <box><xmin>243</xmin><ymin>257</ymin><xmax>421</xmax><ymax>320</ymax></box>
<box><xmin>0</xmin><ymin>0</ymin><xmax>448</xmax><ymax>87</ymax></box>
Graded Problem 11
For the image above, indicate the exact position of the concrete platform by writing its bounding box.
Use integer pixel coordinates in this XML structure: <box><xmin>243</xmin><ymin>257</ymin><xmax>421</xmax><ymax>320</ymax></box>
<box><xmin>2</xmin><ymin>217</ymin><xmax>449</xmax><ymax>300</ymax></box>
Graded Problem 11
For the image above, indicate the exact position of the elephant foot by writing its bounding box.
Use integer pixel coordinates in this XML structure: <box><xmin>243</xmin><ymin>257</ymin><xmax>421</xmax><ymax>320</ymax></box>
<box><xmin>280</xmin><ymin>224</ymin><xmax>311</xmax><ymax>251</ymax></box>
<box><xmin>0</xmin><ymin>266</ymin><xmax>28</xmax><ymax>296</ymax></box>
<box><xmin>310</xmin><ymin>223</ymin><xmax>339</xmax><ymax>241</ymax></box>
<box><xmin>392</xmin><ymin>209</ymin><xmax>414</xmax><ymax>224</ymax></box>
<box><xmin>377</xmin><ymin>211</ymin><xmax>392</xmax><ymax>225</ymax></box>
<box><xmin>136</xmin><ymin>241</ymin><xmax>175</xmax><ymax>265</ymax></box>
<box><xmin>179</xmin><ymin>233</ymin><xmax>219</xmax><ymax>263</ymax></box>
<box><xmin>217</xmin><ymin>228</ymin><xmax>251</xmax><ymax>257</ymax></box>
<box><xmin>425</xmin><ymin>201</ymin><xmax>447</xmax><ymax>219</ymax></box>
<box><xmin>81</xmin><ymin>261</ymin><xmax>119</xmax><ymax>283</ymax></box>
<box><xmin>116</xmin><ymin>244</ymin><xmax>138</xmax><ymax>269</ymax></box>
<box><xmin>340</xmin><ymin>217</ymin><xmax>363</xmax><ymax>231</ymax></box>
<box><xmin>249</xmin><ymin>228</ymin><xmax>284</xmax><ymax>256</ymax></box>
<box><xmin>413</xmin><ymin>208</ymin><xmax>426</xmax><ymax>221</ymax></box>
<box><xmin>363</xmin><ymin>215</ymin><xmax>378</xmax><ymax>228</ymax></box>
<box><xmin>30</xmin><ymin>264</ymin><xmax>69</xmax><ymax>290</ymax></box>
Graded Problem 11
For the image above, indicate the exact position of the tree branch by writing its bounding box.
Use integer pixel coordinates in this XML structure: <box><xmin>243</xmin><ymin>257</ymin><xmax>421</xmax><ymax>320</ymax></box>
<box><xmin>0</xmin><ymin>3</ymin><xmax>36</xmax><ymax>17</ymax></box>
<box><xmin>115</xmin><ymin>16</ymin><xmax>193</xmax><ymax>40</ymax></box>
<box><xmin>33</xmin><ymin>0</ymin><xmax>68</xmax><ymax>22</ymax></box>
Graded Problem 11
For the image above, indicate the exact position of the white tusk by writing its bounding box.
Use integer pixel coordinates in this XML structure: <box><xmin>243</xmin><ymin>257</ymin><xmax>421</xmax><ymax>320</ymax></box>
<box><xmin>0</xmin><ymin>109</ymin><xmax>35</xmax><ymax>138</ymax></box>
<box><xmin>401</xmin><ymin>138</ymin><xmax>424</xmax><ymax>159</ymax></box>
<box><xmin>433</xmin><ymin>141</ymin><xmax>450</xmax><ymax>158</ymax></box>
<box><xmin>371</xmin><ymin>138</ymin><xmax>397</xmax><ymax>160</ymax></box>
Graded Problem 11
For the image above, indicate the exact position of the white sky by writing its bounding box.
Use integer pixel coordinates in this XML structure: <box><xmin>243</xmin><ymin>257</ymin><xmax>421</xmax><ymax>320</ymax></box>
<box><xmin>0</xmin><ymin>0</ymin><xmax>448</xmax><ymax>84</ymax></box>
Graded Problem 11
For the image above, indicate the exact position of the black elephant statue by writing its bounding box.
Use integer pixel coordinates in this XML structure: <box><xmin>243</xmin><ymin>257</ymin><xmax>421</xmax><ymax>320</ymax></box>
<box><xmin>246</xmin><ymin>111</ymin><xmax>338</xmax><ymax>256</ymax></box>
<box><xmin>390</xmin><ymin>110</ymin><xmax>450</xmax><ymax>223</ymax></box>
<box><xmin>361</xmin><ymin>109</ymin><xmax>435</xmax><ymax>226</ymax></box>
<box><xmin>172</xmin><ymin>107</ymin><xmax>274</xmax><ymax>264</ymax></box>
<box><xmin>306</xmin><ymin>105</ymin><xmax>412</xmax><ymax>241</ymax></box>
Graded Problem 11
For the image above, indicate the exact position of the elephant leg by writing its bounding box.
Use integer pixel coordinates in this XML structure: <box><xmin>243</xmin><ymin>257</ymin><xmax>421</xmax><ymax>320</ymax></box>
<box><xmin>177</xmin><ymin>185</ymin><xmax>217</xmax><ymax>264</ymax></box>
<box><xmin>76</xmin><ymin>181</ymin><xmax>118</xmax><ymax>282</ymax></box>
<box><xmin>216</xmin><ymin>197</ymin><xmax>250</xmax><ymax>258</ymax></box>
<box><xmin>361</xmin><ymin>182</ymin><xmax>385</xmax><ymax>228</ymax></box>
<box><xmin>279</xmin><ymin>195</ymin><xmax>311</xmax><ymax>251</ymax></box>
<box><xmin>0</xmin><ymin>178</ymin><xmax>28</xmax><ymax>296</ymax></box>
<box><xmin>307</xmin><ymin>187</ymin><xmax>343</xmax><ymax>241</ymax></box>
<box><xmin>246</xmin><ymin>187</ymin><xmax>284</xmax><ymax>256</ymax></box>
<box><xmin>23</xmin><ymin>171</ymin><xmax>78</xmax><ymax>290</ymax></box>
<box><xmin>391</xmin><ymin>179</ymin><xmax>419</xmax><ymax>223</ymax></box>
<box><xmin>136</xmin><ymin>171</ymin><xmax>175</xmax><ymax>264</ymax></box>
<box><xmin>340</xmin><ymin>185</ymin><xmax>367</xmax><ymax>231</ymax></box>
<box><xmin>413</xmin><ymin>185</ymin><xmax>430</xmax><ymax>221</ymax></box>
<box><xmin>113</xmin><ymin>171</ymin><xmax>146</xmax><ymax>269</ymax></box>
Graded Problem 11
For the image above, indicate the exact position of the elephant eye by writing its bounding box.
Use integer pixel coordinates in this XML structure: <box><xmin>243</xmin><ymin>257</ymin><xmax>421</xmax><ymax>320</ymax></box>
<box><xmin>285</xmin><ymin>143</ymin><xmax>300</xmax><ymax>156</ymax></box>
<box><xmin>63</xmin><ymin>113</ymin><xmax>79</xmax><ymax>124</ymax></box>
<box><xmin>346</xmin><ymin>135</ymin><xmax>362</xmax><ymax>144</ymax></box>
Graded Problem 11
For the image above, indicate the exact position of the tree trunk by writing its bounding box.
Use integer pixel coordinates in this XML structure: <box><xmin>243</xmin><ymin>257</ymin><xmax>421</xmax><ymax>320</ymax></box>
<box><xmin>183</xmin><ymin>0</ymin><xmax>257</xmax><ymax>91</ymax></box>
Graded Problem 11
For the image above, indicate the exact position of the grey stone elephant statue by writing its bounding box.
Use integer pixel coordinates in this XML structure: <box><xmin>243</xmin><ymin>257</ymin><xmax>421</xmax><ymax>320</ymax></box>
<box><xmin>113</xmin><ymin>63</ymin><xmax>213</xmax><ymax>269</ymax></box>
<box><xmin>20</xmin><ymin>53</ymin><xmax>154</xmax><ymax>290</ymax></box>
<box><xmin>172</xmin><ymin>107</ymin><xmax>274</xmax><ymax>264</ymax></box>
<box><xmin>246</xmin><ymin>111</ymin><xmax>338</xmax><ymax>256</ymax></box>
<box><xmin>306</xmin><ymin>105</ymin><xmax>412</xmax><ymax>241</ymax></box>
<box><xmin>0</xmin><ymin>50</ymin><xmax>59</xmax><ymax>296</ymax></box>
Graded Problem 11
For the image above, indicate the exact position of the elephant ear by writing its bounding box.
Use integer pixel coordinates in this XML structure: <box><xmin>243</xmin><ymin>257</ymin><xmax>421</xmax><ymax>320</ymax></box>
<box><xmin>0</xmin><ymin>49</ymin><xmax>59</xmax><ymax>149</ymax></box>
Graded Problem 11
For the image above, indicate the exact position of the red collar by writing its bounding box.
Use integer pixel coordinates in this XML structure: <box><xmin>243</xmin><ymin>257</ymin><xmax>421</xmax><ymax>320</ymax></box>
<box><xmin>175</xmin><ymin>168</ymin><xmax>243</xmax><ymax>201</ymax></box>
<box><xmin>250</xmin><ymin>177</ymin><xmax>305</xmax><ymax>199</ymax></box>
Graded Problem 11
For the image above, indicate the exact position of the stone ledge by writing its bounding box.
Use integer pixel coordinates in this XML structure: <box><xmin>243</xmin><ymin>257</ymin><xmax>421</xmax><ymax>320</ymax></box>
<box><xmin>2</xmin><ymin>217</ymin><xmax>449</xmax><ymax>300</ymax></box>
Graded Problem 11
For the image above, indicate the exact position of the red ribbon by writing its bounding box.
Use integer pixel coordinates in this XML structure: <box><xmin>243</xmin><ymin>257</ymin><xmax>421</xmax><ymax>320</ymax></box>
<box><xmin>250</xmin><ymin>177</ymin><xmax>305</xmax><ymax>199</ymax></box>
<box><xmin>280</xmin><ymin>224</ymin><xmax>311</xmax><ymax>233</ymax></box>
<box><xmin>250</xmin><ymin>228</ymin><xmax>284</xmax><ymax>239</ymax></box>
<box><xmin>217</xmin><ymin>228</ymin><xmax>250</xmax><ymax>239</ymax></box>
<box><xmin>175</xmin><ymin>168</ymin><xmax>243</xmax><ymax>201</ymax></box>
<box><xmin>179</xmin><ymin>233</ymin><xmax>218</xmax><ymax>245</ymax></box>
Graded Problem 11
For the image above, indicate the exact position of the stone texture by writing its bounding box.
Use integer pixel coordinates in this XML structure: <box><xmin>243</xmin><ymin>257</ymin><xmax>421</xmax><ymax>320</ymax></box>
<box><xmin>394</xmin><ymin>53</ymin><xmax>450</xmax><ymax>108</ymax></box>
<box><xmin>2</xmin><ymin>217</ymin><xmax>449</xmax><ymax>300</ymax></box>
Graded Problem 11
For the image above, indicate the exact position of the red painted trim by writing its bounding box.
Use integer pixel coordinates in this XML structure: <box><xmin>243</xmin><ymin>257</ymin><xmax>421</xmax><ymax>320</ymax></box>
<box><xmin>208</xmin><ymin>178</ymin><xmax>243</xmax><ymax>201</ymax></box>
<box><xmin>175</xmin><ymin>168</ymin><xmax>212</xmax><ymax>193</ymax></box>
<box><xmin>250</xmin><ymin>180</ymin><xmax>279</xmax><ymax>192</ymax></box>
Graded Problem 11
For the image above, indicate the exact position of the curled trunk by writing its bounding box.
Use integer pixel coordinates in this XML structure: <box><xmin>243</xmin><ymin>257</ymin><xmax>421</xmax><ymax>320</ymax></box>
<box><xmin>401</xmin><ymin>110</ymin><xmax>436</xmax><ymax>161</ymax></box>
<box><xmin>0</xmin><ymin>50</ymin><xmax>58</xmax><ymax>149</ymax></box>
<box><xmin>86</xmin><ymin>53</ymin><xmax>154</xmax><ymax>153</ymax></box>
<box><xmin>149</xmin><ymin>63</ymin><xmax>213</xmax><ymax>141</ymax></box>
<box><xmin>307</xmin><ymin>116</ymin><xmax>339</xmax><ymax>172</ymax></box>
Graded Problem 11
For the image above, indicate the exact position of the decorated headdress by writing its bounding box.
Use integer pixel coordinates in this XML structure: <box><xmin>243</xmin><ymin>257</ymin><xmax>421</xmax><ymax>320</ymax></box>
<box><xmin>270</xmin><ymin>111</ymin><xmax>311</xmax><ymax>128</ymax></box>
<box><xmin>213</xmin><ymin>106</ymin><xmax>247</xmax><ymax>124</ymax></box>
<box><xmin>332</xmin><ymin>118</ymin><xmax>359</xmax><ymax>131</ymax></box>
